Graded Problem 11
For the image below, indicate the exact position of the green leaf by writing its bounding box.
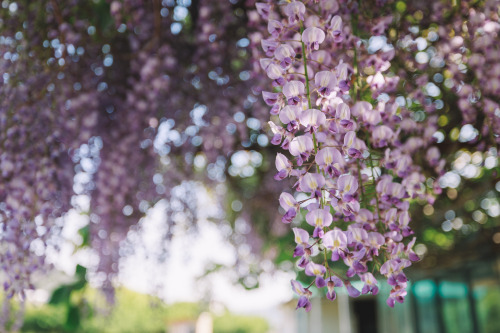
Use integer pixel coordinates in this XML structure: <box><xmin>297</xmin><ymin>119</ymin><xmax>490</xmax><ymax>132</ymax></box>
<box><xmin>75</xmin><ymin>265</ymin><xmax>87</xmax><ymax>279</ymax></box>
<box><xmin>64</xmin><ymin>305</ymin><xmax>81</xmax><ymax>332</ymax></box>
<box><xmin>49</xmin><ymin>286</ymin><xmax>71</xmax><ymax>305</ymax></box>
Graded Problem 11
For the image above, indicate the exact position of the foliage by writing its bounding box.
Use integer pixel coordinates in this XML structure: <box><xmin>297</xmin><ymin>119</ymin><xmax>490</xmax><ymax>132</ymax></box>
<box><xmin>213</xmin><ymin>313</ymin><xmax>269</xmax><ymax>333</ymax></box>
<box><xmin>20</xmin><ymin>288</ymin><xmax>267</xmax><ymax>333</ymax></box>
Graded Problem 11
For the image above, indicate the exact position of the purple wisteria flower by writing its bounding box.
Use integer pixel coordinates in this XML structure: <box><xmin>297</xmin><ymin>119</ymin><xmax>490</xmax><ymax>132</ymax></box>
<box><xmin>299</xmin><ymin>109</ymin><xmax>327</xmax><ymax>133</ymax></box>
<box><xmin>335</xmin><ymin>103</ymin><xmax>354</xmax><ymax>131</ymax></box>
<box><xmin>299</xmin><ymin>173</ymin><xmax>325</xmax><ymax>200</ymax></box>
<box><xmin>283</xmin><ymin>80</ymin><xmax>305</xmax><ymax>105</ymax></box>
<box><xmin>280</xmin><ymin>192</ymin><xmax>298</xmax><ymax>223</ymax></box>
<box><xmin>275</xmin><ymin>153</ymin><xmax>293</xmax><ymax>180</ymax></box>
<box><xmin>268</xmin><ymin>20</ymin><xmax>283</xmax><ymax>38</ymax></box>
<box><xmin>326</xmin><ymin>275</ymin><xmax>343</xmax><ymax>301</ymax></box>
<box><xmin>284</xmin><ymin>2</ymin><xmax>306</xmax><ymax>24</ymax></box>
<box><xmin>322</xmin><ymin>229</ymin><xmax>348</xmax><ymax>261</ymax></box>
<box><xmin>345</xmin><ymin>281</ymin><xmax>361</xmax><ymax>298</ymax></box>
<box><xmin>360</xmin><ymin>273</ymin><xmax>379</xmax><ymax>295</ymax></box>
<box><xmin>343</xmin><ymin>131</ymin><xmax>362</xmax><ymax>158</ymax></box>
<box><xmin>329</xmin><ymin>15</ymin><xmax>343</xmax><ymax>42</ymax></box>
<box><xmin>257</xmin><ymin>0</ymin><xmax>440</xmax><ymax>313</ymax></box>
<box><xmin>255</xmin><ymin>2</ymin><xmax>271</xmax><ymax>19</ymax></box>
<box><xmin>289</xmin><ymin>135</ymin><xmax>314</xmax><ymax>165</ymax></box>
<box><xmin>372</xmin><ymin>125</ymin><xmax>394</xmax><ymax>148</ymax></box>
<box><xmin>306</xmin><ymin>208</ymin><xmax>333</xmax><ymax>238</ymax></box>
<box><xmin>315</xmin><ymin>71</ymin><xmax>337</xmax><ymax>96</ymax></box>
<box><xmin>302</xmin><ymin>27</ymin><xmax>326</xmax><ymax>52</ymax></box>
<box><xmin>380</xmin><ymin>258</ymin><xmax>411</xmax><ymax>287</ymax></box>
<box><xmin>292</xmin><ymin>227</ymin><xmax>310</xmax><ymax>258</ymax></box>
<box><xmin>305</xmin><ymin>262</ymin><xmax>327</xmax><ymax>288</ymax></box>
<box><xmin>291</xmin><ymin>280</ymin><xmax>312</xmax><ymax>311</ymax></box>
<box><xmin>279</xmin><ymin>105</ymin><xmax>301</xmax><ymax>133</ymax></box>
<box><xmin>275</xmin><ymin>44</ymin><xmax>296</xmax><ymax>69</ymax></box>
<box><xmin>315</xmin><ymin>147</ymin><xmax>343</xmax><ymax>177</ymax></box>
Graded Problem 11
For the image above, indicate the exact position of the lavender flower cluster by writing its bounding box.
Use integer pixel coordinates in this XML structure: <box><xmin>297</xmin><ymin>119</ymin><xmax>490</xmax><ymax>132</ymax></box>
<box><xmin>256</xmin><ymin>0</ymin><xmax>444</xmax><ymax>309</ymax></box>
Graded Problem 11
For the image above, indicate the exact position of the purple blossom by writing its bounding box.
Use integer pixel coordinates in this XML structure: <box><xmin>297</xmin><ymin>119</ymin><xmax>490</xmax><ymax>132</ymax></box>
<box><xmin>336</xmin><ymin>103</ymin><xmax>354</xmax><ymax>131</ymax></box>
<box><xmin>345</xmin><ymin>281</ymin><xmax>361</xmax><ymax>298</ymax></box>
<box><xmin>268</xmin><ymin>20</ymin><xmax>283</xmax><ymax>38</ymax></box>
<box><xmin>306</xmin><ymin>208</ymin><xmax>333</xmax><ymax>238</ymax></box>
<box><xmin>292</xmin><ymin>227</ymin><xmax>310</xmax><ymax>257</ymax></box>
<box><xmin>326</xmin><ymin>275</ymin><xmax>343</xmax><ymax>301</ymax></box>
<box><xmin>262</xmin><ymin>91</ymin><xmax>281</xmax><ymax>106</ymax></box>
<box><xmin>343</xmin><ymin>131</ymin><xmax>362</xmax><ymax>158</ymax></box>
<box><xmin>255</xmin><ymin>2</ymin><xmax>271</xmax><ymax>19</ymax></box>
<box><xmin>299</xmin><ymin>173</ymin><xmax>325</xmax><ymax>199</ymax></box>
<box><xmin>275</xmin><ymin>153</ymin><xmax>293</xmax><ymax>180</ymax></box>
<box><xmin>280</xmin><ymin>192</ymin><xmax>298</xmax><ymax>223</ymax></box>
<box><xmin>380</xmin><ymin>258</ymin><xmax>411</xmax><ymax>286</ymax></box>
<box><xmin>360</xmin><ymin>273</ymin><xmax>379</xmax><ymax>295</ymax></box>
<box><xmin>338</xmin><ymin>174</ymin><xmax>358</xmax><ymax>198</ymax></box>
<box><xmin>302</xmin><ymin>27</ymin><xmax>326</xmax><ymax>52</ymax></box>
<box><xmin>323</xmin><ymin>229</ymin><xmax>347</xmax><ymax>261</ymax></box>
<box><xmin>372</xmin><ymin>125</ymin><xmax>395</xmax><ymax>148</ymax></box>
<box><xmin>367</xmin><ymin>232</ymin><xmax>385</xmax><ymax>256</ymax></box>
<box><xmin>329</xmin><ymin>16</ymin><xmax>343</xmax><ymax>42</ymax></box>
<box><xmin>299</xmin><ymin>109</ymin><xmax>327</xmax><ymax>133</ymax></box>
<box><xmin>279</xmin><ymin>105</ymin><xmax>300</xmax><ymax>133</ymax></box>
<box><xmin>291</xmin><ymin>280</ymin><xmax>312</xmax><ymax>312</ymax></box>
<box><xmin>283</xmin><ymin>80</ymin><xmax>305</xmax><ymax>105</ymax></box>
<box><xmin>261</xmin><ymin>39</ymin><xmax>279</xmax><ymax>57</ymax></box>
<box><xmin>289</xmin><ymin>135</ymin><xmax>314</xmax><ymax>165</ymax></box>
<box><xmin>387</xmin><ymin>285</ymin><xmax>408</xmax><ymax>308</ymax></box>
<box><xmin>305</xmin><ymin>262</ymin><xmax>327</xmax><ymax>288</ymax></box>
<box><xmin>315</xmin><ymin>147</ymin><xmax>343</xmax><ymax>177</ymax></box>
<box><xmin>315</xmin><ymin>71</ymin><xmax>337</xmax><ymax>96</ymax></box>
<box><xmin>275</xmin><ymin>44</ymin><xmax>296</xmax><ymax>69</ymax></box>
<box><xmin>284</xmin><ymin>2</ymin><xmax>306</xmax><ymax>24</ymax></box>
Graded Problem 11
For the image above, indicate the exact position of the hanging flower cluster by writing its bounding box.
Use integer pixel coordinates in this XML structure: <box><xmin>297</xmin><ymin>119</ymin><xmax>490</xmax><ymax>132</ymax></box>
<box><xmin>433</xmin><ymin>0</ymin><xmax>500</xmax><ymax>146</ymax></box>
<box><xmin>256</xmin><ymin>0</ymin><xmax>441</xmax><ymax>309</ymax></box>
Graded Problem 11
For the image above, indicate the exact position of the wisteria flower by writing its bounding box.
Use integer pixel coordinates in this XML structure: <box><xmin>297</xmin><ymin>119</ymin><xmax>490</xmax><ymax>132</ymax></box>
<box><xmin>380</xmin><ymin>258</ymin><xmax>411</xmax><ymax>287</ymax></box>
<box><xmin>284</xmin><ymin>1</ymin><xmax>306</xmax><ymax>24</ymax></box>
<box><xmin>329</xmin><ymin>15</ymin><xmax>343</xmax><ymax>42</ymax></box>
<box><xmin>280</xmin><ymin>192</ymin><xmax>298</xmax><ymax>223</ymax></box>
<box><xmin>326</xmin><ymin>276</ymin><xmax>343</xmax><ymax>301</ymax></box>
<box><xmin>315</xmin><ymin>71</ymin><xmax>337</xmax><ymax>96</ymax></box>
<box><xmin>291</xmin><ymin>280</ymin><xmax>312</xmax><ymax>311</ymax></box>
<box><xmin>283</xmin><ymin>80</ymin><xmax>305</xmax><ymax>105</ymax></box>
<box><xmin>299</xmin><ymin>173</ymin><xmax>325</xmax><ymax>200</ymax></box>
<box><xmin>279</xmin><ymin>105</ymin><xmax>301</xmax><ymax>133</ymax></box>
<box><xmin>289</xmin><ymin>135</ymin><xmax>314</xmax><ymax>165</ymax></box>
<box><xmin>255</xmin><ymin>2</ymin><xmax>271</xmax><ymax>19</ymax></box>
<box><xmin>306</xmin><ymin>208</ymin><xmax>332</xmax><ymax>238</ymax></box>
<box><xmin>299</xmin><ymin>108</ymin><xmax>326</xmax><ymax>133</ymax></box>
<box><xmin>335</xmin><ymin>103</ymin><xmax>354</xmax><ymax>131</ymax></box>
<box><xmin>305</xmin><ymin>262</ymin><xmax>327</xmax><ymax>288</ymax></box>
<box><xmin>268</xmin><ymin>20</ymin><xmax>283</xmax><ymax>38</ymax></box>
<box><xmin>343</xmin><ymin>131</ymin><xmax>362</xmax><ymax>158</ymax></box>
<box><xmin>323</xmin><ymin>229</ymin><xmax>347</xmax><ymax>261</ymax></box>
<box><xmin>274</xmin><ymin>153</ymin><xmax>293</xmax><ymax>180</ymax></box>
<box><xmin>372</xmin><ymin>125</ymin><xmax>394</xmax><ymax>148</ymax></box>
<box><xmin>360</xmin><ymin>273</ymin><xmax>379</xmax><ymax>295</ymax></box>
<box><xmin>275</xmin><ymin>44</ymin><xmax>296</xmax><ymax>69</ymax></box>
<box><xmin>315</xmin><ymin>147</ymin><xmax>343</xmax><ymax>177</ymax></box>
<box><xmin>302</xmin><ymin>27</ymin><xmax>326</xmax><ymax>52</ymax></box>
<box><xmin>292</xmin><ymin>227</ymin><xmax>310</xmax><ymax>258</ymax></box>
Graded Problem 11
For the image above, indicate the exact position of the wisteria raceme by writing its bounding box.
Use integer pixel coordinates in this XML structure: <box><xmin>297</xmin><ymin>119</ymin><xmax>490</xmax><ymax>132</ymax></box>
<box><xmin>0</xmin><ymin>0</ymin><xmax>273</xmax><ymax>316</ymax></box>
<box><xmin>0</xmin><ymin>0</ymin><xmax>499</xmax><ymax>328</ymax></box>
<box><xmin>255</xmin><ymin>0</ymin><xmax>452</xmax><ymax>309</ymax></box>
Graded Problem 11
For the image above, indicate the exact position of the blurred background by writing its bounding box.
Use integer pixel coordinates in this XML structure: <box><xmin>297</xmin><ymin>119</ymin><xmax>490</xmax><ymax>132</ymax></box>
<box><xmin>0</xmin><ymin>0</ymin><xmax>499</xmax><ymax>332</ymax></box>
